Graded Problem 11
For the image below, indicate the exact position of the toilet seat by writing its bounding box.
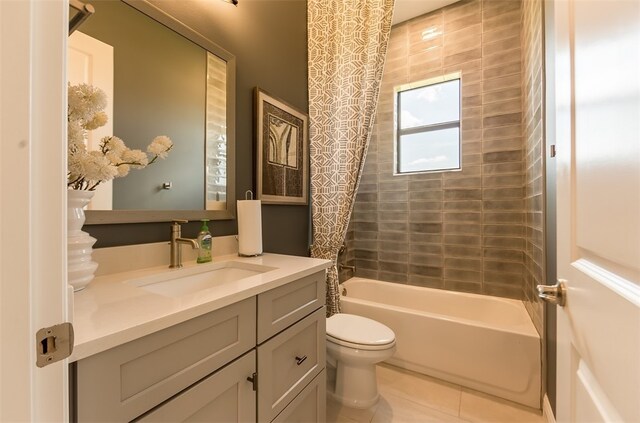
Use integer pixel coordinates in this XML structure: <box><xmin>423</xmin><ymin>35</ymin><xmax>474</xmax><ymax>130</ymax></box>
<box><xmin>327</xmin><ymin>313</ymin><xmax>395</xmax><ymax>351</ymax></box>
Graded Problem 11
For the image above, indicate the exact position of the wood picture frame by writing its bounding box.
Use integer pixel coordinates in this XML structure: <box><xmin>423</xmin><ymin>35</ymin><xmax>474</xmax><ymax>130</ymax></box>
<box><xmin>254</xmin><ymin>87</ymin><xmax>309</xmax><ymax>205</ymax></box>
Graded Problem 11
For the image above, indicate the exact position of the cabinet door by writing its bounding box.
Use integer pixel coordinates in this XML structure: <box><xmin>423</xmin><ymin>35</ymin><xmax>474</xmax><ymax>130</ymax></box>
<box><xmin>77</xmin><ymin>298</ymin><xmax>256</xmax><ymax>422</ymax></box>
<box><xmin>257</xmin><ymin>307</ymin><xmax>325</xmax><ymax>422</ymax></box>
<box><xmin>137</xmin><ymin>351</ymin><xmax>256</xmax><ymax>423</ymax></box>
<box><xmin>272</xmin><ymin>370</ymin><xmax>326</xmax><ymax>423</ymax></box>
<box><xmin>257</xmin><ymin>271</ymin><xmax>325</xmax><ymax>343</ymax></box>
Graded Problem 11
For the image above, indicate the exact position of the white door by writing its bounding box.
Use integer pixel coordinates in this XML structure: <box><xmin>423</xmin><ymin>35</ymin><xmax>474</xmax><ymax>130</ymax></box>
<box><xmin>551</xmin><ymin>0</ymin><xmax>640</xmax><ymax>421</ymax></box>
<box><xmin>68</xmin><ymin>31</ymin><xmax>114</xmax><ymax>210</ymax></box>
<box><xmin>0</xmin><ymin>1</ymin><xmax>69</xmax><ymax>421</ymax></box>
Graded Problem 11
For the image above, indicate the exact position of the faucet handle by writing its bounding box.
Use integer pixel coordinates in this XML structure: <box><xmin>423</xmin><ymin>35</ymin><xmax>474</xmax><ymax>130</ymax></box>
<box><xmin>171</xmin><ymin>219</ymin><xmax>188</xmax><ymax>236</ymax></box>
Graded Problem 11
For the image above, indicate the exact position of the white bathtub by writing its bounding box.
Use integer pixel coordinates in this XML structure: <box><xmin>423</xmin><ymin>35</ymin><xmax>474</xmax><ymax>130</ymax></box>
<box><xmin>340</xmin><ymin>277</ymin><xmax>541</xmax><ymax>408</ymax></box>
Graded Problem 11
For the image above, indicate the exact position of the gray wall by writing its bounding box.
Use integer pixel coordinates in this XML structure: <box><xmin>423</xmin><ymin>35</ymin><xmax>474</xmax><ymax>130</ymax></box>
<box><xmin>87</xmin><ymin>0</ymin><xmax>310</xmax><ymax>256</ymax></box>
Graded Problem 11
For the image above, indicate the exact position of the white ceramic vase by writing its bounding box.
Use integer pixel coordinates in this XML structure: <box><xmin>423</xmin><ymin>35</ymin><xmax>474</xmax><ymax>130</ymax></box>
<box><xmin>67</xmin><ymin>189</ymin><xmax>99</xmax><ymax>292</ymax></box>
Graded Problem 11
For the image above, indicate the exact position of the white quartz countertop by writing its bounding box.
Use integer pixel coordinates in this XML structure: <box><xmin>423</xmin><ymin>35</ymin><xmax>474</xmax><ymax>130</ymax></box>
<box><xmin>70</xmin><ymin>253</ymin><xmax>330</xmax><ymax>362</ymax></box>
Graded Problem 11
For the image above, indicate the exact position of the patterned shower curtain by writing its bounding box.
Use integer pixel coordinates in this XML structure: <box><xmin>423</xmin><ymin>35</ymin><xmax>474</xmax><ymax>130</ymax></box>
<box><xmin>308</xmin><ymin>0</ymin><xmax>394</xmax><ymax>316</ymax></box>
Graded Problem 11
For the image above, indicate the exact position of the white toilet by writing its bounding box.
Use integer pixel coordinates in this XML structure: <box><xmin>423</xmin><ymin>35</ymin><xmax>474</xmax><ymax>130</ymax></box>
<box><xmin>326</xmin><ymin>313</ymin><xmax>396</xmax><ymax>408</ymax></box>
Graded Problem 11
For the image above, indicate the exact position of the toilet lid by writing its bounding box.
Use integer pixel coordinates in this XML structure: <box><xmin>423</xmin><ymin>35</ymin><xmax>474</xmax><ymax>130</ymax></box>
<box><xmin>326</xmin><ymin>313</ymin><xmax>395</xmax><ymax>348</ymax></box>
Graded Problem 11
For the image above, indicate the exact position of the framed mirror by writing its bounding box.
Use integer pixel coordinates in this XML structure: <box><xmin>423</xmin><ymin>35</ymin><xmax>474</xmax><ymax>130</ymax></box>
<box><xmin>70</xmin><ymin>0</ymin><xmax>236</xmax><ymax>224</ymax></box>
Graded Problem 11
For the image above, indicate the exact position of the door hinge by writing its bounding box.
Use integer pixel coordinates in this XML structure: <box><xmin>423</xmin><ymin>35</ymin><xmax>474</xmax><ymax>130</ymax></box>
<box><xmin>550</xmin><ymin>145</ymin><xmax>557</xmax><ymax>158</ymax></box>
<box><xmin>247</xmin><ymin>372</ymin><xmax>258</xmax><ymax>391</ymax></box>
<box><xmin>36</xmin><ymin>322</ymin><xmax>74</xmax><ymax>368</ymax></box>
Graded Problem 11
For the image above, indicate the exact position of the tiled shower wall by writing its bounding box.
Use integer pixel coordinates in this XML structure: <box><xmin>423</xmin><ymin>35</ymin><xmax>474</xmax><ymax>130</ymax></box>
<box><xmin>521</xmin><ymin>0</ymin><xmax>545</xmax><ymax>333</ymax></box>
<box><xmin>345</xmin><ymin>0</ymin><xmax>530</xmax><ymax>299</ymax></box>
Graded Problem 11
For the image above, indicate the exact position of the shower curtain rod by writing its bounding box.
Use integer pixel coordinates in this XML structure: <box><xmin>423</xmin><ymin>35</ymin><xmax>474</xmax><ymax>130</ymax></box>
<box><xmin>69</xmin><ymin>0</ymin><xmax>95</xmax><ymax>35</ymax></box>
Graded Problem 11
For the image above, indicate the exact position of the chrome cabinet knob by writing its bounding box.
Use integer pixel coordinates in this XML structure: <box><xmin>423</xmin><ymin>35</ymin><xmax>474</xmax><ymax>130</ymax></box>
<box><xmin>536</xmin><ymin>279</ymin><xmax>567</xmax><ymax>307</ymax></box>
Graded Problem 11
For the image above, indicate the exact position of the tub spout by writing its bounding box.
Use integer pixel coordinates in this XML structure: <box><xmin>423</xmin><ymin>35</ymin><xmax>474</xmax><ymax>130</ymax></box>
<box><xmin>339</xmin><ymin>264</ymin><xmax>356</xmax><ymax>272</ymax></box>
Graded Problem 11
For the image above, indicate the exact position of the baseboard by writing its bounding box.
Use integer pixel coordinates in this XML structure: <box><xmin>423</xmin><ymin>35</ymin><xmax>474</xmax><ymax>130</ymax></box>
<box><xmin>543</xmin><ymin>394</ymin><xmax>556</xmax><ymax>423</ymax></box>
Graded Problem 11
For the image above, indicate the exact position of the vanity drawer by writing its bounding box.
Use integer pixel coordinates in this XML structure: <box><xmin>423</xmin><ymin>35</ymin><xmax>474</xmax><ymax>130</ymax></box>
<box><xmin>257</xmin><ymin>271</ymin><xmax>325</xmax><ymax>343</ymax></box>
<box><xmin>76</xmin><ymin>297</ymin><xmax>256</xmax><ymax>422</ymax></box>
<box><xmin>257</xmin><ymin>307</ymin><xmax>325</xmax><ymax>422</ymax></box>
<box><xmin>272</xmin><ymin>370</ymin><xmax>326</xmax><ymax>423</ymax></box>
<box><xmin>136</xmin><ymin>351</ymin><xmax>256</xmax><ymax>423</ymax></box>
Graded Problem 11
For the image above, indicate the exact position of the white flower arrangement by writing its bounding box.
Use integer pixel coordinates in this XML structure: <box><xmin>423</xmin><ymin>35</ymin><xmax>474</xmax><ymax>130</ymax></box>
<box><xmin>67</xmin><ymin>83</ymin><xmax>173</xmax><ymax>191</ymax></box>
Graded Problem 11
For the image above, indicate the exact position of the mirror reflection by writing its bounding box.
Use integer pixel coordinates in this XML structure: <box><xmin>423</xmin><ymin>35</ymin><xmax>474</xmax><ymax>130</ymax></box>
<box><xmin>68</xmin><ymin>0</ymin><xmax>231</xmax><ymax>215</ymax></box>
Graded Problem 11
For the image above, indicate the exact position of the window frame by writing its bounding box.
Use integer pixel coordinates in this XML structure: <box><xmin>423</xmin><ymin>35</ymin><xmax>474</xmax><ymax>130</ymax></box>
<box><xmin>393</xmin><ymin>72</ymin><xmax>462</xmax><ymax>175</ymax></box>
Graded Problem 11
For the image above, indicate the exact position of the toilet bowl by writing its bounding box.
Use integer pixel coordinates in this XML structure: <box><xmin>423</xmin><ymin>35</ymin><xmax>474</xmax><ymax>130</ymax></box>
<box><xmin>326</xmin><ymin>313</ymin><xmax>396</xmax><ymax>409</ymax></box>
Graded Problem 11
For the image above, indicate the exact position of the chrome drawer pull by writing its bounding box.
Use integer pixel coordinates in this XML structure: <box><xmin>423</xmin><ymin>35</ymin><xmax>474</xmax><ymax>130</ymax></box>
<box><xmin>295</xmin><ymin>355</ymin><xmax>307</xmax><ymax>365</ymax></box>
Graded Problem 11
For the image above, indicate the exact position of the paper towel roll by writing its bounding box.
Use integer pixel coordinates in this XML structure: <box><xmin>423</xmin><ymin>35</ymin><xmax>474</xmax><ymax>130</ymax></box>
<box><xmin>237</xmin><ymin>199</ymin><xmax>263</xmax><ymax>256</ymax></box>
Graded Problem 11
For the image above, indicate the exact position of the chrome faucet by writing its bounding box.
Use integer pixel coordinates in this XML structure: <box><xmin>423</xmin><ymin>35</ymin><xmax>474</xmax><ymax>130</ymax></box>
<box><xmin>169</xmin><ymin>219</ymin><xmax>199</xmax><ymax>269</ymax></box>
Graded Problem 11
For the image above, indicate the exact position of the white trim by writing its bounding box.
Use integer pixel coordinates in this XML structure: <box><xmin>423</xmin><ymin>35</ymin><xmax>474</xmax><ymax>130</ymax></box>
<box><xmin>1</xmin><ymin>0</ymin><xmax>68</xmax><ymax>420</ymax></box>
<box><xmin>543</xmin><ymin>394</ymin><xmax>556</xmax><ymax>423</ymax></box>
<box><xmin>573</xmin><ymin>259</ymin><xmax>640</xmax><ymax>307</ymax></box>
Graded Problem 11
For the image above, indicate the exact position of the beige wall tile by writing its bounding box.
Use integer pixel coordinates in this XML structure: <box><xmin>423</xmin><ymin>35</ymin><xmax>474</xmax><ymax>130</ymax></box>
<box><xmin>483</xmin><ymin>112</ymin><xmax>523</xmax><ymax>128</ymax></box>
<box><xmin>349</xmin><ymin>0</ymin><xmax>545</xmax><ymax>303</ymax></box>
<box><xmin>482</xmin><ymin>0</ymin><xmax>521</xmax><ymax>17</ymax></box>
<box><xmin>444</xmin><ymin>0</ymin><xmax>482</xmax><ymax>22</ymax></box>
<box><xmin>444</xmin><ymin>212</ymin><xmax>483</xmax><ymax>223</ymax></box>
<box><xmin>445</xmin><ymin>257</ymin><xmax>483</xmax><ymax>271</ymax></box>
<box><xmin>444</xmin><ymin>13</ymin><xmax>482</xmax><ymax>33</ymax></box>
<box><xmin>483</xmin><ymin>74</ymin><xmax>522</xmax><ymax>92</ymax></box>
<box><xmin>444</xmin><ymin>279</ymin><xmax>483</xmax><ymax>293</ymax></box>
<box><xmin>444</xmin><ymin>223</ymin><xmax>482</xmax><ymax>235</ymax></box>
<box><xmin>482</xmin><ymin>162</ymin><xmax>524</xmax><ymax>174</ymax></box>
<box><xmin>482</xmin><ymin>35</ymin><xmax>521</xmax><ymax>56</ymax></box>
<box><xmin>482</xmin><ymin>97</ymin><xmax>522</xmax><ymax>116</ymax></box>
<box><xmin>482</xmin><ymin>137</ymin><xmax>524</xmax><ymax>152</ymax></box>
<box><xmin>483</xmin><ymin>22</ymin><xmax>521</xmax><ymax>43</ymax></box>
<box><xmin>483</xmin><ymin>87</ymin><xmax>521</xmax><ymax>103</ymax></box>
<box><xmin>483</xmin><ymin>211</ymin><xmax>525</xmax><ymax>223</ymax></box>
<box><xmin>483</xmin><ymin>124</ymin><xmax>522</xmax><ymax>140</ymax></box>
<box><xmin>483</xmin><ymin>9</ymin><xmax>521</xmax><ymax>31</ymax></box>
<box><xmin>444</xmin><ymin>23</ymin><xmax>482</xmax><ymax>46</ymax></box>
<box><xmin>483</xmin><ymin>47</ymin><xmax>521</xmax><ymax>67</ymax></box>
<box><xmin>444</xmin><ymin>244</ymin><xmax>484</xmax><ymax>258</ymax></box>
<box><xmin>443</xmin><ymin>47</ymin><xmax>482</xmax><ymax>67</ymax></box>
<box><xmin>444</xmin><ymin>36</ymin><xmax>482</xmax><ymax>57</ymax></box>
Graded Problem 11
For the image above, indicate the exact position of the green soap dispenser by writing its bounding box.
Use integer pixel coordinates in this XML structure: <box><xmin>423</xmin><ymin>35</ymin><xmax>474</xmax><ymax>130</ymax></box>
<box><xmin>197</xmin><ymin>219</ymin><xmax>212</xmax><ymax>263</ymax></box>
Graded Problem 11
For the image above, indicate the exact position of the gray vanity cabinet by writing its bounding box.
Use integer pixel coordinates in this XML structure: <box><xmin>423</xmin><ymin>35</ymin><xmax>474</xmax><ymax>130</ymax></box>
<box><xmin>257</xmin><ymin>308</ymin><xmax>325</xmax><ymax>422</ymax></box>
<box><xmin>256</xmin><ymin>270</ymin><xmax>326</xmax><ymax>422</ymax></box>
<box><xmin>137</xmin><ymin>351</ymin><xmax>256</xmax><ymax>422</ymax></box>
<box><xmin>272</xmin><ymin>370</ymin><xmax>326</xmax><ymax>423</ymax></box>
<box><xmin>72</xmin><ymin>271</ymin><xmax>326</xmax><ymax>423</ymax></box>
<box><xmin>74</xmin><ymin>298</ymin><xmax>256</xmax><ymax>422</ymax></box>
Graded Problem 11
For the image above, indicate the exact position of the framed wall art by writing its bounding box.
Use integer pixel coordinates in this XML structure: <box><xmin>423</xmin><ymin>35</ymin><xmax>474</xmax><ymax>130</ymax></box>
<box><xmin>254</xmin><ymin>87</ymin><xmax>309</xmax><ymax>205</ymax></box>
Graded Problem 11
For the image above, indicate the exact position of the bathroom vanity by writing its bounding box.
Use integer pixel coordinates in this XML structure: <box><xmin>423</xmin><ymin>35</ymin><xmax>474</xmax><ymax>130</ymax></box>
<box><xmin>69</xmin><ymin>252</ymin><xmax>330</xmax><ymax>422</ymax></box>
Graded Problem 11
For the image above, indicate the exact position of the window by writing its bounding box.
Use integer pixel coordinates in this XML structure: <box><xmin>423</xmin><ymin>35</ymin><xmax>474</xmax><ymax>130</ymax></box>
<box><xmin>394</xmin><ymin>74</ymin><xmax>461</xmax><ymax>174</ymax></box>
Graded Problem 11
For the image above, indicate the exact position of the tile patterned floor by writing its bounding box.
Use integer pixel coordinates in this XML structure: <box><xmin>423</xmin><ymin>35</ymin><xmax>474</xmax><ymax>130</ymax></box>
<box><xmin>327</xmin><ymin>364</ymin><xmax>546</xmax><ymax>423</ymax></box>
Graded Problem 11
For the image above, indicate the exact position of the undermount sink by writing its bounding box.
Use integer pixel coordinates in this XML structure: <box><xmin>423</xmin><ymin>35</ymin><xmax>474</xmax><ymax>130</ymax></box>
<box><xmin>127</xmin><ymin>261</ymin><xmax>277</xmax><ymax>298</ymax></box>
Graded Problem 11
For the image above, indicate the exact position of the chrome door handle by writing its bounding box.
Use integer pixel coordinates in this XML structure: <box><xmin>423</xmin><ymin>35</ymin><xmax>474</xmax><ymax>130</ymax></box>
<box><xmin>536</xmin><ymin>279</ymin><xmax>567</xmax><ymax>307</ymax></box>
<box><xmin>295</xmin><ymin>355</ymin><xmax>307</xmax><ymax>365</ymax></box>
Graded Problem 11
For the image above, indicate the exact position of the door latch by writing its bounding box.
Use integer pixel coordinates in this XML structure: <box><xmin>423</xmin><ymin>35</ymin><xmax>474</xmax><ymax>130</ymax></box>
<box><xmin>36</xmin><ymin>322</ymin><xmax>74</xmax><ymax>368</ymax></box>
<box><xmin>536</xmin><ymin>279</ymin><xmax>567</xmax><ymax>307</ymax></box>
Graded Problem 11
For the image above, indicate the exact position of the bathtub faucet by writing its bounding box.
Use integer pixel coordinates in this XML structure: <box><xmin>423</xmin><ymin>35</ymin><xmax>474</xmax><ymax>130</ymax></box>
<box><xmin>339</xmin><ymin>264</ymin><xmax>356</xmax><ymax>272</ymax></box>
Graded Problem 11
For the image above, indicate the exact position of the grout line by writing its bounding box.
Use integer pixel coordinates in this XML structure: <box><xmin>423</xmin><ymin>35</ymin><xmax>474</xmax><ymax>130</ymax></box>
<box><xmin>458</xmin><ymin>385</ymin><xmax>463</xmax><ymax>418</ymax></box>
